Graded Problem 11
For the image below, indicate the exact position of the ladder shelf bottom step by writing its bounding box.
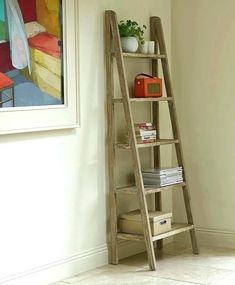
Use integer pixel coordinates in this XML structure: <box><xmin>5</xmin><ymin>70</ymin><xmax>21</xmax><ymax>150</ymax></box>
<box><xmin>117</xmin><ymin>223</ymin><xmax>194</xmax><ymax>242</ymax></box>
<box><xmin>115</xmin><ymin>182</ymin><xmax>186</xmax><ymax>195</ymax></box>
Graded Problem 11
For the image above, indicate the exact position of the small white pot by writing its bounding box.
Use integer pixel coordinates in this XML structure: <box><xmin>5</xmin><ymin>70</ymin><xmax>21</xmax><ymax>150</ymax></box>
<box><xmin>139</xmin><ymin>42</ymin><xmax>148</xmax><ymax>54</ymax></box>
<box><xmin>148</xmin><ymin>41</ymin><xmax>155</xmax><ymax>54</ymax></box>
<box><xmin>121</xmin><ymin>37</ymin><xmax>138</xmax><ymax>53</ymax></box>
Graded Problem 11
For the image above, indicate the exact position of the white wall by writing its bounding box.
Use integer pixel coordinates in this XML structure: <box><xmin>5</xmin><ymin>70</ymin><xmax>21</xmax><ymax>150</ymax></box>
<box><xmin>0</xmin><ymin>1</ymin><xmax>171</xmax><ymax>284</ymax></box>
<box><xmin>171</xmin><ymin>0</ymin><xmax>235</xmax><ymax>247</ymax></box>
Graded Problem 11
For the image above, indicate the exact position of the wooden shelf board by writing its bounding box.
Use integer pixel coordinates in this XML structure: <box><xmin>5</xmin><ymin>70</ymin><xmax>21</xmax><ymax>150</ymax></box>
<box><xmin>116</xmin><ymin>139</ymin><xmax>179</xmax><ymax>149</ymax></box>
<box><xmin>137</xmin><ymin>139</ymin><xmax>179</xmax><ymax>148</ymax></box>
<box><xmin>152</xmin><ymin>224</ymin><xmax>194</xmax><ymax>241</ymax></box>
<box><xmin>122</xmin><ymin>53</ymin><xmax>166</xmax><ymax>59</ymax></box>
<box><xmin>117</xmin><ymin>223</ymin><xmax>194</xmax><ymax>242</ymax></box>
<box><xmin>113</xmin><ymin>97</ymin><xmax>173</xmax><ymax>103</ymax></box>
<box><xmin>130</xmin><ymin>97</ymin><xmax>173</xmax><ymax>102</ymax></box>
<box><xmin>144</xmin><ymin>182</ymin><xmax>186</xmax><ymax>194</ymax></box>
<box><xmin>115</xmin><ymin>182</ymin><xmax>186</xmax><ymax>195</ymax></box>
<box><xmin>117</xmin><ymin>232</ymin><xmax>144</xmax><ymax>241</ymax></box>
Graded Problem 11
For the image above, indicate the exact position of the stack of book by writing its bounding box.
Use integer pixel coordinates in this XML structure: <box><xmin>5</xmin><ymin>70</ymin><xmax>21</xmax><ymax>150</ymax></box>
<box><xmin>134</xmin><ymin>122</ymin><xmax>156</xmax><ymax>143</ymax></box>
<box><xmin>142</xmin><ymin>167</ymin><xmax>183</xmax><ymax>187</ymax></box>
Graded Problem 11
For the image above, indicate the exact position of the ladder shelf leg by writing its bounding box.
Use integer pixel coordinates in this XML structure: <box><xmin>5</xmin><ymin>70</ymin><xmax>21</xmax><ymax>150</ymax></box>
<box><xmin>105</xmin><ymin>11</ymin><xmax>118</xmax><ymax>265</ymax></box>
<box><xmin>108</xmin><ymin>10</ymin><xmax>157</xmax><ymax>270</ymax></box>
<box><xmin>151</xmin><ymin>17</ymin><xmax>163</xmax><ymax>251</ymax></box>
<box><xmin>153</xmin><ymin>16</ymin><xmax>199</xmax><ymax>255</ymax></box>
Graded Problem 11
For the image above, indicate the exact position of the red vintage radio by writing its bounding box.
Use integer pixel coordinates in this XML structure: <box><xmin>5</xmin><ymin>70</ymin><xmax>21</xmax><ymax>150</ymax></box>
<box><xmin>134</xmin><ymin>73</ymin><xmax>162</xmax><ymax>98</ymax></box>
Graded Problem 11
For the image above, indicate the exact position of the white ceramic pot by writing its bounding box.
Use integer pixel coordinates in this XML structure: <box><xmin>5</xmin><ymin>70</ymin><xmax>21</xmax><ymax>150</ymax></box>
<box><xmin>139</xmin><ymin>42</ymin><xmax>148</xmax><ymax>54</ymax></box>
<box><xmin>148</xmin><ymin>41</ymin><xmax>155</xmax><ymax>54</ymax></box>
<box><xmin>121</xmin><ymin>37</ymin><xmax>138</xmax><ymax>53</ymax></box>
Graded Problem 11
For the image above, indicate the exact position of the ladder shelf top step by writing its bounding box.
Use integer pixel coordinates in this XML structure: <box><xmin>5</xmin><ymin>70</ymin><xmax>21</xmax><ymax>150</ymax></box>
<box><xmin>116</xmin><ymin>139</ymin><xmax>179</xmax><ymax>149</ymax></box>
<box><xmin>113</xmin><ymin>97</ymin><xmax>173</xmax><ymax>103</ymax></box>
<box><xmin>117</xmin><ymin>223</ymin><xmax>194</xmax><ymax>242</ymax></box>
<box><xmin>122</xmin><ymin>53</ymin><xmax>166</xmax><ymax>59</ymax></box>
<box><xmin>115</xmin><ymin>182</ymin><xmax>186</xmax><ymax>195</ymax></box>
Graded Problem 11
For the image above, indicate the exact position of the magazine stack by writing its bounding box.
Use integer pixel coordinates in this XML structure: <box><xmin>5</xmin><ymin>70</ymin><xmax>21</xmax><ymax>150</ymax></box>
<box><xmin>142</xmin><ymin>167</ymin><xmax>183</xmax><ymax>187</ymax></box>
<box><xmin>134</xmin><ymin>122</ymin><xmax>156</xmax><ymax>143</ymax></box>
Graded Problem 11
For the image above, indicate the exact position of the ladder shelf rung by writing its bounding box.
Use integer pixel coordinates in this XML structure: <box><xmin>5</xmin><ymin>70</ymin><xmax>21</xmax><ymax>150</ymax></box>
<box><xmin>117</xmin><ymin>224</ymin><xmax>194</xmax><ymax>242</ymax></box>
<box><xmin>115</xmin><ymin>182</ymin><xmax>186</xmax><ymax>195</ymax></box>
<box><xmin>152</xmin><ymin>224</ymin><xmax>194</xmax><ymax>241</ymax></box>
<box><xmin>138</xmin><ymin>139</ymin><xmax>179</xmax><ymax>148</ymax></box>
<box><xmin>113</xmin><ymin>97</ymin><xmax>173</xmax><ymax>103</ymax></box>
<box><xmin>122</xmin><ymin>53</ymin><xmax>166</xmax><ymax>59</ymax></box>
<box><xmin>116</xmin><ymin>139</ymin><xmax>179</xmax><ymax>149</ymax></box>
<box><xmin>117</xmin><ymin>232</ymin><xmax>144</xmax><ymax>241</ymax></box>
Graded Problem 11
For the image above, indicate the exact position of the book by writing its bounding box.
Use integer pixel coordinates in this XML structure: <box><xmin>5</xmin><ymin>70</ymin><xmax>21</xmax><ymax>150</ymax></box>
<box><xmin>142</xmin><ymin>171</ymin><xmax>182</xmax><ymax>179</ymax></box>
<box><xmin>137</xmin><ymin>139</ymin><xmax>156</xmax><ymax>144</ymax></box>
<box><xmin>124</xmin><ymin>122</ymin><xmax>158</xmax><ymax>144</ymax></box>
<box><xmin>144</xmin><ymin>180</ymin><xmax>183</xmax><ymax>187</ymax></box>
<box><xmin>136</xmin><ymin>134</ymin><xmax>156</xmax><ymax>140</ymax></box>
<box><xmin>134</xmin><ymin>122</ymin><xmax>157</xmax><ymax>143</ymax></box>
<box><xmin>143</xmin><ymin>173</ymin><xmax>183</xmax><ymax>180</ymax></box>
<box><xmin>134</xmin><ymin>122</ymin><xmax>156</xmax><ymax>131</ymax></box>
<box><xmin>142</xmin><ymin>167</ymin><xmax>182</xmax><ymax>175</ymax></box>
<box><xmin>142</xmin><ymin>167</ymin><xmax>183</xmax><ymax>187</ymax></box>
<box><xmin>136</xmin><ymin>130</ymin><xmax>157</xmax><ymax>137</ymax></box>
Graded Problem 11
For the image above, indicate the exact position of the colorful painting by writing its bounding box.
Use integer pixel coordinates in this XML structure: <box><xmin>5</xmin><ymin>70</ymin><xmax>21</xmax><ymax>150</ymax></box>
<box><xmin>0</xmin><ymin>0</ymin><xmax>64</xmax><ymax>108</ymax></box>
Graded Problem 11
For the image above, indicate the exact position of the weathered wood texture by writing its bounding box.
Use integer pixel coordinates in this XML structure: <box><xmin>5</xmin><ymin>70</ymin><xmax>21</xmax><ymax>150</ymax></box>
<box><xmin>122</xmin><ymin>53</ymin><xmax>166</xmax><ymax>59</ymax></box>
<box><xmin>150</xmin><ymin>16</ymin><xmax>163</xmax><ymax>250</ymax></box>
<box><xmin>152</xmin><ymin>16</ymin><xmax>199</xmax><ymax>254</ymax></box>
<box><xmin>115</xmin><ymin>182</ymin><xmax>186</xmax><ymax>195</ymax></box>
<box><xmin>117</xmin><ymin>224</ymin><xmax>194</xmax><ymax>242</ymax></box>
<box><xmin>116</xmin><ymin>139</ymin><xmax>179</xmax><ymax>150</ymax></box>
<box><xmin>105</xmin><ymin>11</ymin><xmax>118</xmax><ymax>265</ymax></box>
<box><xmin>105</xmin><ymin>11</ymin><xmax>199</xmax><ymax>271</ymax></box>
<box><xmin>109</xmin><ymin>10</ymin><xmax>157</xmax><ymax>270</ymax></box>
<box><xmin>113</xmin><ymin>97</ymin><xmax>173</xmax><ymax>103</ymax></box>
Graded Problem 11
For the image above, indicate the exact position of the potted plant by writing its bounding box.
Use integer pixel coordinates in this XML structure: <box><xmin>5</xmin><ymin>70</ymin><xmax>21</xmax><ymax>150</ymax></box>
<box><xmin>118</xmin><ymin>20</ymin><xmax>146</xmax><ymax>53</ymax></box>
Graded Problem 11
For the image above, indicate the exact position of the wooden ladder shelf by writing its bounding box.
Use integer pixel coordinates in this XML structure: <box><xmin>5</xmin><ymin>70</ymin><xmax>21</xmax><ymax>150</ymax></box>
<box><xmin>105</xmin><ymin>10</ymin><xmax>199</xmax><ymax>271</ymax></box>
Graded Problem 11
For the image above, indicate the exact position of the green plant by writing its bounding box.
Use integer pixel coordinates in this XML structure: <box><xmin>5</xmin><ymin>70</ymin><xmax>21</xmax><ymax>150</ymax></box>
<box><xmin>118</xmin><ymin>20</ymin><xmax>146</xmax><ymax>45</ymax></box>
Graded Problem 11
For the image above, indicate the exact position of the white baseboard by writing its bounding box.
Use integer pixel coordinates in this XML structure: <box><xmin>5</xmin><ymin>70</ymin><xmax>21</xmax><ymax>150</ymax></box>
<box><xmin>0</xmin><ymin>244</ymin><xmax>108</xmax><ymax>285</ymax></box>
<box><xmin>174</xmin><ymin>228</ymin><xmax>235</xmax><ymax>249</ymax></box>
<box><xmin>197</xmin><ymin>227</ymin><xmax>235</xmax><ymax>249</ymax></box>
<box><xmin>1</xmin><ymin>237</ymin><xmax>179</xmax><ymax>285</ymax></box>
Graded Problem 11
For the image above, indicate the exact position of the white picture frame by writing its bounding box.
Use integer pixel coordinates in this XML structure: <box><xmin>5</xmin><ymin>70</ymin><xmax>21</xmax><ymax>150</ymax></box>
<box><xmin>0</xmin><ymin>0</ymin><xmax>80</xmax><ymax>135</ymax></box>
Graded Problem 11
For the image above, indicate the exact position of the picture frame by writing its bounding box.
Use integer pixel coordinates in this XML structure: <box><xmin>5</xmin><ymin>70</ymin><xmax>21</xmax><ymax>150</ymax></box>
<box><xmin>0</xmin><ymin>0</ymin><xmax>80</xmax><ymax>135</ymax></box>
